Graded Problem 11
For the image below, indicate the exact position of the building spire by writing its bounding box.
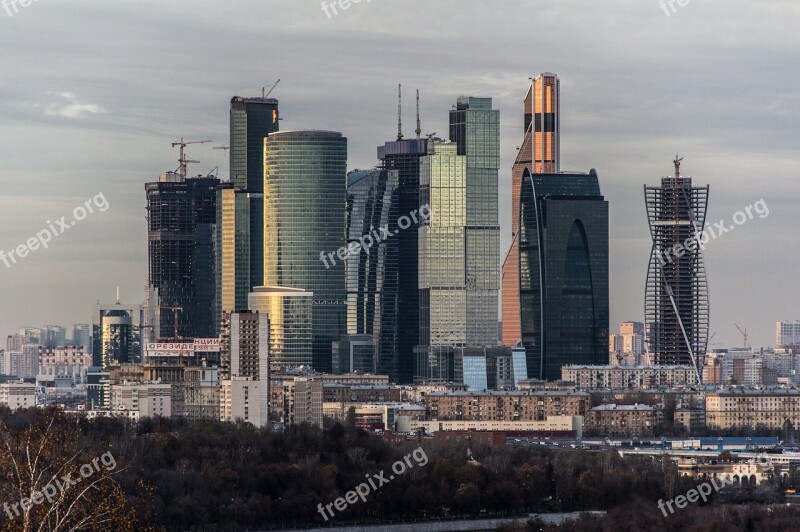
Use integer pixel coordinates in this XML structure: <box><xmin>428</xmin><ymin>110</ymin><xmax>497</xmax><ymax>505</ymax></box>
<box><xmin>415</xmin><ymin>89</ymin><xmax>421</xmax><ymax>139</ymax></box>
<box><xmin>397</xmin><ymin>83</ymin><xmax>403</xmax><ymax>141</ymax></box>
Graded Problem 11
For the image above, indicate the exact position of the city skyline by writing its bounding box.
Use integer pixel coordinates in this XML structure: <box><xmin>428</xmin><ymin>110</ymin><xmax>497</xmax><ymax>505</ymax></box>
<box><xmin>0</xmin><ymin>0</ymin><xmax>794</xmax><ymax>350</ymax></box>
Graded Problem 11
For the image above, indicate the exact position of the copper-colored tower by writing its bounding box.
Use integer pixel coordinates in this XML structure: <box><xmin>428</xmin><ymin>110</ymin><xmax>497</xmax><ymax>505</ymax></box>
<box><xmin>501</xmin><ymin>73</ymin><xmax>559</xmax><ymax>346</ymax></box>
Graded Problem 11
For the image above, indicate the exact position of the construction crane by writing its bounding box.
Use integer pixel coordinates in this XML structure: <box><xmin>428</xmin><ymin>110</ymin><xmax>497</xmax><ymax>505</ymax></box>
<box><xmin>735</xmin><ymin>324</ymin><xmax>749</xmax><ymax>349</ymax></box>
<box><xmin>213</xmin><ymin>144</ymin><xmax>230</xmax><ymax>179</ymax></box>
<box><xmin>172</xmin><ymin>138</ymin><xmax>212</xmax><ymax>179</ymax></box>
<box><xmin>263</xmin><ymin>79</ymin><xmax>280</xmax><ymax>98</ymax></box>
<box><xmin>160</xmin><ymin>305</ymin><xmax>183</xmax><ymax>340</ymax></box>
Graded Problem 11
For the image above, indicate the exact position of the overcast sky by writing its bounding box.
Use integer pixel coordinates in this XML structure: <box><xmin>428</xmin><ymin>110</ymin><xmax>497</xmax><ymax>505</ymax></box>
<box><xmin>0</xmin><ymin>0</ymin><xmax>797</xmax><ymax>349</ymax></box>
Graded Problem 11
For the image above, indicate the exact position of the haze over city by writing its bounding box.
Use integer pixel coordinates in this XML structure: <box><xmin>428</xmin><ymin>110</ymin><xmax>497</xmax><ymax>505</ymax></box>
<box><xmin>1</xmin><ymin>0</ymin><xmax>797</xmax><ymax>349</ymax></box>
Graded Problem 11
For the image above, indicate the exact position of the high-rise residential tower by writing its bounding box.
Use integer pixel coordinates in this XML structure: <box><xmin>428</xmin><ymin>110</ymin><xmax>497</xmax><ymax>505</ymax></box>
<box><xmin>214</xmin><ymin>96</ymin><xmax>279</xmax><ymax>331</ymax></box>
<box><xmin>146</xmin><ymin>172</ymin><xmax>219</xmax><ymax>339</ymax></box>
<box><xmin>378</xmin><ymin>137</ymin><xmax>428</xmax><ymax>383</ymax></box>
<box><xmin>502</xmin><ymin>73</ymin><xmax>560</xmax><ymax>347</ymax></box>
<box><xmin>518</xmin><ymin>169</ymin><xmax>608</xmax><ymax>380</ymax></box>
<box><xmin>263</xmin><ymin>130</ymin><xmax>347</xmax><ymax>373</ymax></box>
<box><xmin>644</xmin><ymin>157</ymin><xmax>709</xmax><ymax>379</ymax></box>
<box><xmin>345</xmin><ymin>168</ymin><xmax>401</xmax><ymax>380</ymax></box>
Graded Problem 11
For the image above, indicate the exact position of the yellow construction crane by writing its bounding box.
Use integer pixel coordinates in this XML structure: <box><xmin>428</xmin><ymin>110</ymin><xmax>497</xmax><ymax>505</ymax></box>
<box><xmin>172</xmin><ymin>138</ymin><xmax>212</xmax><ymax>178</ymax></box>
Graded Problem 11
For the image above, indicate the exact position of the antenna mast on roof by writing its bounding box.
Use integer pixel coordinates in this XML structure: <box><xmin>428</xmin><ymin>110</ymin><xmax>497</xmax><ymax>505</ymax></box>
<box><xmin>415</xmin><ymin>89</ymin><xmax>421</xmax><ymax>139</ymax></box>
<box><xmin>397</xmin><ymin>83</ymin><xmax>403</xmax><ymax>141</ymax></box>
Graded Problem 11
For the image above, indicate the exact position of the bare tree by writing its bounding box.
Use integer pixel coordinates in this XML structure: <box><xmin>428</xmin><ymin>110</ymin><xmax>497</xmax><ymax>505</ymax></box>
<box><xmin>0</xmin><ymin>408</ymin><xmax>147</xmax><ymax>531</ymax></box>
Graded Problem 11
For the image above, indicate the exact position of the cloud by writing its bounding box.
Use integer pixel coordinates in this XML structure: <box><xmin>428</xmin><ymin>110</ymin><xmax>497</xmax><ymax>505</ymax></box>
<box><xmin>44</xmin><ymin>92</ymin><xmax>104</xmax><ymax>118</ymax></box>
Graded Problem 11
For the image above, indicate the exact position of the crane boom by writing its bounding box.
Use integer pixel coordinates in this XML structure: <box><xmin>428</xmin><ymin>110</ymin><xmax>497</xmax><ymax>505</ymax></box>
<box><xmin>172</xmin><ymin>138</ymin><xmax>212</xmax><ymax>179</ymax></box>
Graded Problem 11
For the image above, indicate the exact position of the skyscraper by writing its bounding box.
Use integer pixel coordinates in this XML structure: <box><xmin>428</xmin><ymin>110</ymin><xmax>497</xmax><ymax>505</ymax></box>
<box><xmin>502</xmin><ymin>73</ymin><xmax>560</xmax><ymax>347</ymax></box>
<box><xmin>146</xmin><ymin>172</ymin><xmax>219</xmax><ymax>339</ymax></box>
<box><xmin>644</xmin><ymin>157</ymin><xmax>709</xmax><ymax>379</ymax></box>
<box><xmin>215</xmin><ymin>96</ymin><xmax>280</xmax><ymax>331</ymax></box>
<box><xmin>263</xmin><ymin>130</ymin><xmax>347</xmax><ymax>373</ymax></box>
<box><xmin>415</xmin><ymin>97</ymin><xmax>500</xmax><ymax>380</ymax></box>
<box><xmin>378</xmin><ymin>137</ymin><xmax>428</xmax><ymax>383</ymax></box>
<box><xmin>518</xmin><ymin>169</ymin><xmax>609</xmax><ymax>380</ymax></box>
<box><xmin>345</xmin><ymin>168</ymin><xmax>400</xmax><ymax>380</ymax></box>
<box><xmin>248</xmin><ymin>286</ymin><xmax>313</xmax><ymax>371</ymax></box>
<box><xmin>92</xmin><ymin>299</ymin><xmax>143</xmax><ymax>368</ymax></box>
<box><xmin>448</xmin><ymin>96</ymin><xmax>500</xmax><ymax>347</ymax></box>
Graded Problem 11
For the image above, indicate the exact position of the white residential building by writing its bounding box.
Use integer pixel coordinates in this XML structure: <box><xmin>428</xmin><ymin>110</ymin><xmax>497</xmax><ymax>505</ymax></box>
<box><xmin>0</xmin><ymin>382</ymin><xmax>37</xmax><ymax>409</ymax></box>
<box><xmin>220</xmin><ymin>377</ymin><xmax>264</xmax><ymax>427</ymax></box>
<box><xmin>109</xmin><ymin>382</ymin><xmax>172</xmax><ymax>418</ymax></box>
<box><xmin>777</xmin><ymin>321</ymin><xmax>800</xmax><ymax>348</ymax></box>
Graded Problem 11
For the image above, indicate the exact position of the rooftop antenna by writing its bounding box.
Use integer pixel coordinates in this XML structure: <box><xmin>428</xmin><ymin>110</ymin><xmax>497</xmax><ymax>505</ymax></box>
<box><xmin>397</xmin><ymin>83</ymin><xmax>403</xmax><ymax>141</ymax></box>
<box><xmin>415</xmin><ymin>89</ymin><xmax>421</xmax><ymax>139</ymax></box>
<box><xmin>673</xmin><ymin>154</ymin><xmax>684</xmax><ymax>179</ymax></box>
<box><xmin>115</xmin><ymin>286</ymin><xmax>120</xmax><ymax>304</ymax></box>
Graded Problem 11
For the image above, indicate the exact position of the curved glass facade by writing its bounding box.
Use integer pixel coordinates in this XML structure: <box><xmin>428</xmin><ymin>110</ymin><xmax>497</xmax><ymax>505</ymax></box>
<box><xmin>264</xmin><ymin>130</ymin><xmax>347</xmax><ymax>373</ymax></box>
<box><xmin>248</xmin><ymin>286</ymin><xmax>313</xmax><ymax>371</ymax></box>
<box><xmin>346</xmin><ymin>169</ymin><xmax>400</xmax><ymax>380</ymax></box>
<box><xmin>519</xmin><ymin>169</ymin><xmax>608</xmax><ymax>380</ymax></box>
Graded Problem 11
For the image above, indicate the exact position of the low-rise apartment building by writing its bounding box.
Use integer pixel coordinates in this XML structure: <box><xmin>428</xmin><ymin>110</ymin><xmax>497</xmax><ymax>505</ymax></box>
<box><xmin>424</xmin><ymin>390</ymin><xmax>590</xmax><ymax>421</ymax></box>
<box><xmin>706</xmin><ymin>389</ymin><xmax>800</xmax><ymax>430</ymax></box>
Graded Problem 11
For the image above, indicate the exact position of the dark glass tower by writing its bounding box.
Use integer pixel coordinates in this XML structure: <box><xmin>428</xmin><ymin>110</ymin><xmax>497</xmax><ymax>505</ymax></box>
<box><xmin>346</xmin><ymin>169</ymin><xmax>401</xmax><ymax>380</ymax></box>
<box><xmin>146</xmin><ymin>173</ymin><xmax>219</xmax><ymax>338</ymax></box>
<box><xmin>215</xmin><ymin>96</ymin><xmax>279</xmax><ymax>331</ymax></box>
<box><xmin>264</xmin><ymin>130</ymin><xmax>347</xmax><ymax>373</ymax></box>
<box><xmin>518</xmin><ymin>169</ymin><xmax>609</xmax><ymax>380</ymax></box>
<box><xmin>644</xmin><ymin>157</ymin><xmax>709</xmax><ymax>379</ymax></box>
<box><xmin>378</xmin><ymin>138</ymin><xmax>428</xmax><ymax>384</ymax></box>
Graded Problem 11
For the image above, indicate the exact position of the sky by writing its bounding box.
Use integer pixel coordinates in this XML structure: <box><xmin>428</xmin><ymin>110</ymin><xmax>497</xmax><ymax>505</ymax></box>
<box><xmin>0</xmin><ymin>0</ymin><xmax>798</xmax><ymax>349</ymax></box>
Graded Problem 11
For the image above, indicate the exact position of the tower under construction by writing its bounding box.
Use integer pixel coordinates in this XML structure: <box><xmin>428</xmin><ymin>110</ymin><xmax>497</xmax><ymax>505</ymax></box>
<box><xmin>644</xmin><ymin>156</ymin><xmax>709</xmax><ymax>380</ymax></box>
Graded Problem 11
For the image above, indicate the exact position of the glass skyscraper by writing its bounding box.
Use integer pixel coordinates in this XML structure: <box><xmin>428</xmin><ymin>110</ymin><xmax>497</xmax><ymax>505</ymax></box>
<box><xmin>248</xmin><ymin>286</ymin><xmax>313</xmax><ymax>371</ymax></box>
<box><xmin>377</xmin><ymin>138</ymin><xmax>428</xmax><ymax>384</ymax></box>
<box><xmin>215</xmin><ymin>96</ymin><xmax>279</xmax><ymax>331</ymax></box>
<box><xmin>518</xmin><ymin>169</ymin><xmax>609</xmax><ymax>381</ymax></box>
<box><xmin>264</xmin><ymin>130</ymin><xmax>347</xmax><ymax>373</ymax></box>
<box><xmin>415</xmin><ymin>97</ymin><xmax>500</xmax><ymax>380</ymax></box>
<box><xmin>503</xmin><ymin>73</ymin><xmax>560</xmax><ymax>347</ymax></box>
<box><xmin>448</xmin><ymin>96</ymin><xmax>500</xmax><ymax>347</ymax></box>
<box><xmin>346</xmin><ymin>169</ymin><xmax>400</xmax><ymax>380</ymax></box>
<box><xmin>418</xmin><ymin>140</ymin><xmax>468</xmax><ymax>351</ymax></box>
